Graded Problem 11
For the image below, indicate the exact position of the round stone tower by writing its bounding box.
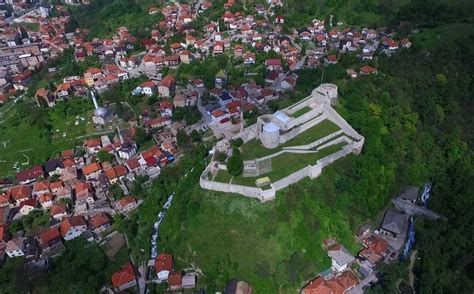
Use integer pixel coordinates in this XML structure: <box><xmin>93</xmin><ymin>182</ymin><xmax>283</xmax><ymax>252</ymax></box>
<box><xmin>260</xmin><ymin>122</ymin><xmax>280</xmax><ymax>149</ymax></box>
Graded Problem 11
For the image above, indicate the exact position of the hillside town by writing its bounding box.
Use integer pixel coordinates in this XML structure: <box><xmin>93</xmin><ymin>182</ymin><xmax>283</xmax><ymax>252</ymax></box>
<box><xmin>0</xmin><ymin>0</ymin><xmax>423</xmax><ymax>292</ymax></box>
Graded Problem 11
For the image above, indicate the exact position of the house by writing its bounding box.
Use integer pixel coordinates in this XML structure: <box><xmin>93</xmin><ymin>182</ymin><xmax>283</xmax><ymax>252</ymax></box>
<box><xmin>234</xmin><ymin>44</ymin><xmax>244</xmax><ymax>57</ymax></box>
<box><xmin>155</xmin><ymin>253</ymin><xmax>173</xmax><ymax>282</ymax></box>
<box><xmin>265</xmin><ymin>59</ymin><xmax>282</xmax><ymax>71</ymax></box>
<box><xmin>302</xmin><ymin>271</ymin><xmax>359</xmax><ymax>294</ymax></box>
<box><xmin>55</xmin><ymin>83</ymin><xmax>72</xmax><ymax>99</ymax></box>
<box><xmin>50</xmin><ymin>203</ymin><xmax>68</xmax><ymax>221</ymax></box>
<box><xmin>5</xmin><ymin>237</ymin><xmax>24</xmax><ymax>257</ymax></box>
<box><xmin>84</xmin><ymin>138</ymin><xmax>102</xmax><ymax>154</ymax></box>
<box><xmin>244</xmin><ymin>52</ymin><xmax>256</xmax><ymax>64</ymax></box>
<box><xmin>33</xmin><ymin>180</ymin><xmax>50</xmax><ymax>197</ymax></box>
<box><xmin>9</xmin><ymin>185</ymin><xmax>32</xmax><ymax>206</ymax></box>
<box><xmin>44</xmin><ymin>159</ymin><xmax>64</xmax><ymax>176</ymax></box>
<box><xmin>327</xmin><ymin>244</ymin><xmax>355</xmax><ymax>273</ymax></box>
<box><xmin>398</xmin><ymin>186</ymin><xmax>418</xmax><ymax>204</ymax></box>
<box><xmin>211</xmin><ymin>110</ymin><xmax>230</xmax><ymax>124</ymax></box>
<box><xmin>19</xmin><ymin>199</ymin><xmax>38</xmax><ymax>216</ymax></box>
<box><xmin>104</xmin><ymin>166</ymin><xmax>127</xmax><ymax>184</ymax></box>
<box><xmin>325</xmin><ymin>54</ymin><xmax>338</xmax><ymax>65</ymax></box>
<box><xmin>173</xmin><ymin>94</ymin><xmax>186</xmax><ymax>108</ymax></box>
<box><xmin>346</xmin><ymin>68</ymin><xmax>358</xmax><ymax>79</ymax></box>
<box><xmin>380</xmin><ymin>210</ymin><xmax>407</xmax><ymax>239</ymax></box>
<box><xmin>281</xmin><ymin>74</ymin><xmax>297</xmax><ymax>91</ymax></box>
<box><xmin>60</xmin><ymin>166</ymin><xmax>78</xmax><ymax>186</ymax></box>
<box><xmin>359</xmin><ymin>235</ymin><xmax>389</xmax><ymax>265</ymax></box>
<box><xmin>215</xmin><ymin>70</ymin><xmax>228</xmax><ymax>89</ymax></box>
<box><xmin>118</xmin><ymin>143</ymin><xmax>137</xmax><ymax>160</ymax></box>
<box><xmin>168</xmin><ymin>271</ymin><xmax>182</xmax><ymax>291</ymax></box>
<box><xmin>225</xmin><ymin>279</ymin><xmax>253</xmax><ymax>294</ymax></box>
<box><xmin>141</xmin><ymin>80</ymin><xmax>156</xmax><ymax>96</ymax></box>
<box><xmin>75</xmin><ymin>182</ymin><xmax>94</xmax><ymax>205</ymax></box>
<box><xmin>60</xmin><ymin>216</ymin><xmax>87</xmax><ymax>241</ymax></box>
<box><xmin>213</xmin><ymin>41</ymin><xmax>224</xmax><ymax>55</ymax></box>
<box><xmin>39</xmin><ymin>228</ymin><xmax>63</xmax><ymax>250</ymax></box>
<box><xmin>265</xmin><ymin>71</ymin><xmax>279</xmax><ymax>85</ymax></box>
<box><xmin>117</xmin><ymin>196</ymin><xmax>138</xmax><ymax>213</ymax></box>
<box><xmin>35</xmin><ymin>88</ymin><xmax>55</xmax><ymax>107</ymax></box>
<box><xmin>158</xmin><ymin>75</ymin><xmax>175</xmax><ymax>97</ymax></box>
<box><xmin>88</xmin><ymin>212</ymin><xmax>111</xmax><ymax>235</ymax></box>
<box><xmin>111</xmin><ymin>263</ymin><xmax>137</xmax><ymax>292</ymax></box>
<box><xmin>401</xmin><ymin>38</ymin><xmax>411</xmax><ymax>49</ymax></box>
<box><xmin>159</xmin><ymin>100</ymin><xmax>174</xmax><ymax>117</ymax></box>
<box><xmin>145</xmin><ymin>117</ymin><xmax>172</xmax><ymax>129</ymax></box>
<box><xmin>182</xmin><ymin>274</ymin><xmax>196</xmax><ymax>289</ymax></box>
<box><xmin>16</xmin><ymin>166</ymin><xmax>44</xmax><ymax>184</ymax></box>
<box><xmin>298</xmin><ymin>28</ymin><xmax>312</xmax><ymax>40</ymax></box>
<box><xmin>82</xmin><ymin>162</ymin><xmax>102</xmax><ymax>180</ymax></box>
<box><xmin>38</xmin><ymin>193</ymin><xmax>54</xmax><ymax>209</ymax></box>
<box><xmin>359</xmin><ymin>65</ymin><xmax>377</xmax><ymax>75</ymax></box>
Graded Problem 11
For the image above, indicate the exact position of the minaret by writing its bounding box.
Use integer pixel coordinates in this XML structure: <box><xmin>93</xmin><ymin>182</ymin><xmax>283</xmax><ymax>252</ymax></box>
<box><xmin>90</xmin><ymin>90</ymin><xmax>99</xmax><ymax>109</ymax></box>
<box><xmin>240</xmin><ymin>109</ymin><xmax>244</xmax><ymax>133</ymax></box>
<box><xmin>117</xmin><ymin>126</ymin><xmax>124</xmax><ymax>144</ymax></box>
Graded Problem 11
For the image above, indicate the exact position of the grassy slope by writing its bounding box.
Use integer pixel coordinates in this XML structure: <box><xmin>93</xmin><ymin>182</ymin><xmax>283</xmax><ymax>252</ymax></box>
<box><xmin>240</xmin><ymin>119</ymin><xmax>340</xmax><ymax>160</ymax></box>
<box><xmin>160</xmin><ymin>164</ymin><xmax>362</xmax><ymax>292</ymax></box>
<box><xmin>0</xmin><ymin>99</ymin><xmax>98</xmax><ymax>178</ymax></box>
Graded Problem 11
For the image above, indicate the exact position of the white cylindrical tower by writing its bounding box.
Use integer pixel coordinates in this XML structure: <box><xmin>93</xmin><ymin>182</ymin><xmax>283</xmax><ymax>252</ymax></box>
<box><xmin>261</xmin><ymin>122</ymin><xmax>280</xmax><ymax>149</ymax></box>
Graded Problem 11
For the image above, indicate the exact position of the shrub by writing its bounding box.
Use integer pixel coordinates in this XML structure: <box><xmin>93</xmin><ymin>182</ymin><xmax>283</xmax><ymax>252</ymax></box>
<box><xmin>231</xmin><ymin>138</ymin><xmax>244</xmax><ymax>147</ymax></box>
<box><xmin>227</xmin><ymin>148</ymin><xmax>243</xmax><ymax>176</ymax></box>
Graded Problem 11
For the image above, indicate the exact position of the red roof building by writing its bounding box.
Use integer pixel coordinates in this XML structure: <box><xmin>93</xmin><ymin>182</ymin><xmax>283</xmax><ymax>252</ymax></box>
<box><xmin>111</xmin><ymin>263</ymin><xmax>137</xmax><ymax>291</ymax></box>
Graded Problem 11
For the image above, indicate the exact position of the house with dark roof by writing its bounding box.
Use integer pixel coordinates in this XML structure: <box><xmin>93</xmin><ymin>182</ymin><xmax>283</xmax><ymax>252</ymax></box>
<box><xmin>398</xmin><ymin>187</ymin><xmax>419</xmax><ymax>204</ymax></box>
<box><xmin>44</xmin><ymin>159</ymin><xmax>64</xmax><ymax>176</ymax></box>
<box><xmin>16</xmin><ymin>166</ymin><xmax>44</xmax><ymax>184</ymax></box>
<box><xmin>380</xmin><ymin>210</ymin><xmax>407</xmax><ymax>239</ymax></box>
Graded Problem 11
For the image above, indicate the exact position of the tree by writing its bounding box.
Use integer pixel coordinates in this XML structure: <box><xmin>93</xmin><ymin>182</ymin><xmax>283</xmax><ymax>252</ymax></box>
<box><xmin>214</xmin><ymin>151</ymin><xmax>227</xmax><ymax>162</ymax></box>
<box><xmin>190</xmin><ymin>130</ymin><xmax>202</xmax><ymax>142</ymax></box>
<box><xmin>97</xmin><ymin>150</ymin><xmax>113</xmax><ymax>162</ymax></box>
<box><xmin>227</xmin><ymin>148</ymin><xmax>243</xmax><ymax>176</ymax></box>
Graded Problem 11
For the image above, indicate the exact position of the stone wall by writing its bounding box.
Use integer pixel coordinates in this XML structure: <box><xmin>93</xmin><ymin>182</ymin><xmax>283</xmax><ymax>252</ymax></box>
<box><xmin>283</xmin><ymin>130</ymin><xmax>344</xmax><ymax>151</ymax></box>
<box><xmin>200</xmin><ymin>174</ymin><xmax>276</xmax><ymax>202</ymax></box>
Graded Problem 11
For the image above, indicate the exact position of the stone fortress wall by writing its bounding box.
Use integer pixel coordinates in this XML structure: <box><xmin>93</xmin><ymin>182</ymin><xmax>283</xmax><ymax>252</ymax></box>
<box><xmin>200</xmin><ymin>84</ymin><xmax>365</xmax><ymax>202</ymax></box>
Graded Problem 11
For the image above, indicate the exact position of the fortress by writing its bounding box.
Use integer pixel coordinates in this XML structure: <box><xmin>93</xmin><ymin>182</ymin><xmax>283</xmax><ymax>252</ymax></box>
<box><xmin>200</xmin><ymin>84</ymin><xmax>365</xmax><ymax>202</ymax></box>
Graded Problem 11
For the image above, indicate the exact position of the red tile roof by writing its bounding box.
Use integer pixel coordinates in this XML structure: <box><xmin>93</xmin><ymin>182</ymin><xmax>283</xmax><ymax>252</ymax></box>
<box><xmin>111</xmin><ymin>263</ymin><xmax>136</xmax><ymax>289</ymax></box>
<box><xmin>82</xmin><ymin>162</ymin><xmax>101</xmax><ymax>175</ymax></box>
<box><xmin>155</xmin><ymin>253</ymin><xmax>173</xmax><ymax>272</ymax></box>
<box><xmin>60</xmin><ymin>216</ymin><xmax>86</xmax><ymax>237</ymax></box>
<box><xmin>40</xmin><ymin>228</ymin><xmax>61</xmax><ymax>245</ymax></box>
<box><xmin>160</xmin><ymin>75</ymin><xmax>175</xmax><ymax>88</ymax></box>
<box><xmin>89</xmin><ymin>212</ymin><xmax>110</xmax><ymax>229</ymax></box>
<box><xmin>9</xmin><ymin>185</ymin><xmax>32</xmax><ymax>201</ymax></box>
<box><xmin>16</xmin><ymin>166</ymin><xmax>44</xmax><ymax>182</ymax></box>
<box><xmin>50</xmin><ymin>203</ymin><xmax>67</xmax><ymax>216</ymax></box>
<box><xmin>168</xmin><ymin>271</ymin><xmax>182</xmax><ymax>287</ymax></box>
<box><xmin>119</xmin><ymin>196</ymin><xmax>136</xmax><ymax>208</ymax></box>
